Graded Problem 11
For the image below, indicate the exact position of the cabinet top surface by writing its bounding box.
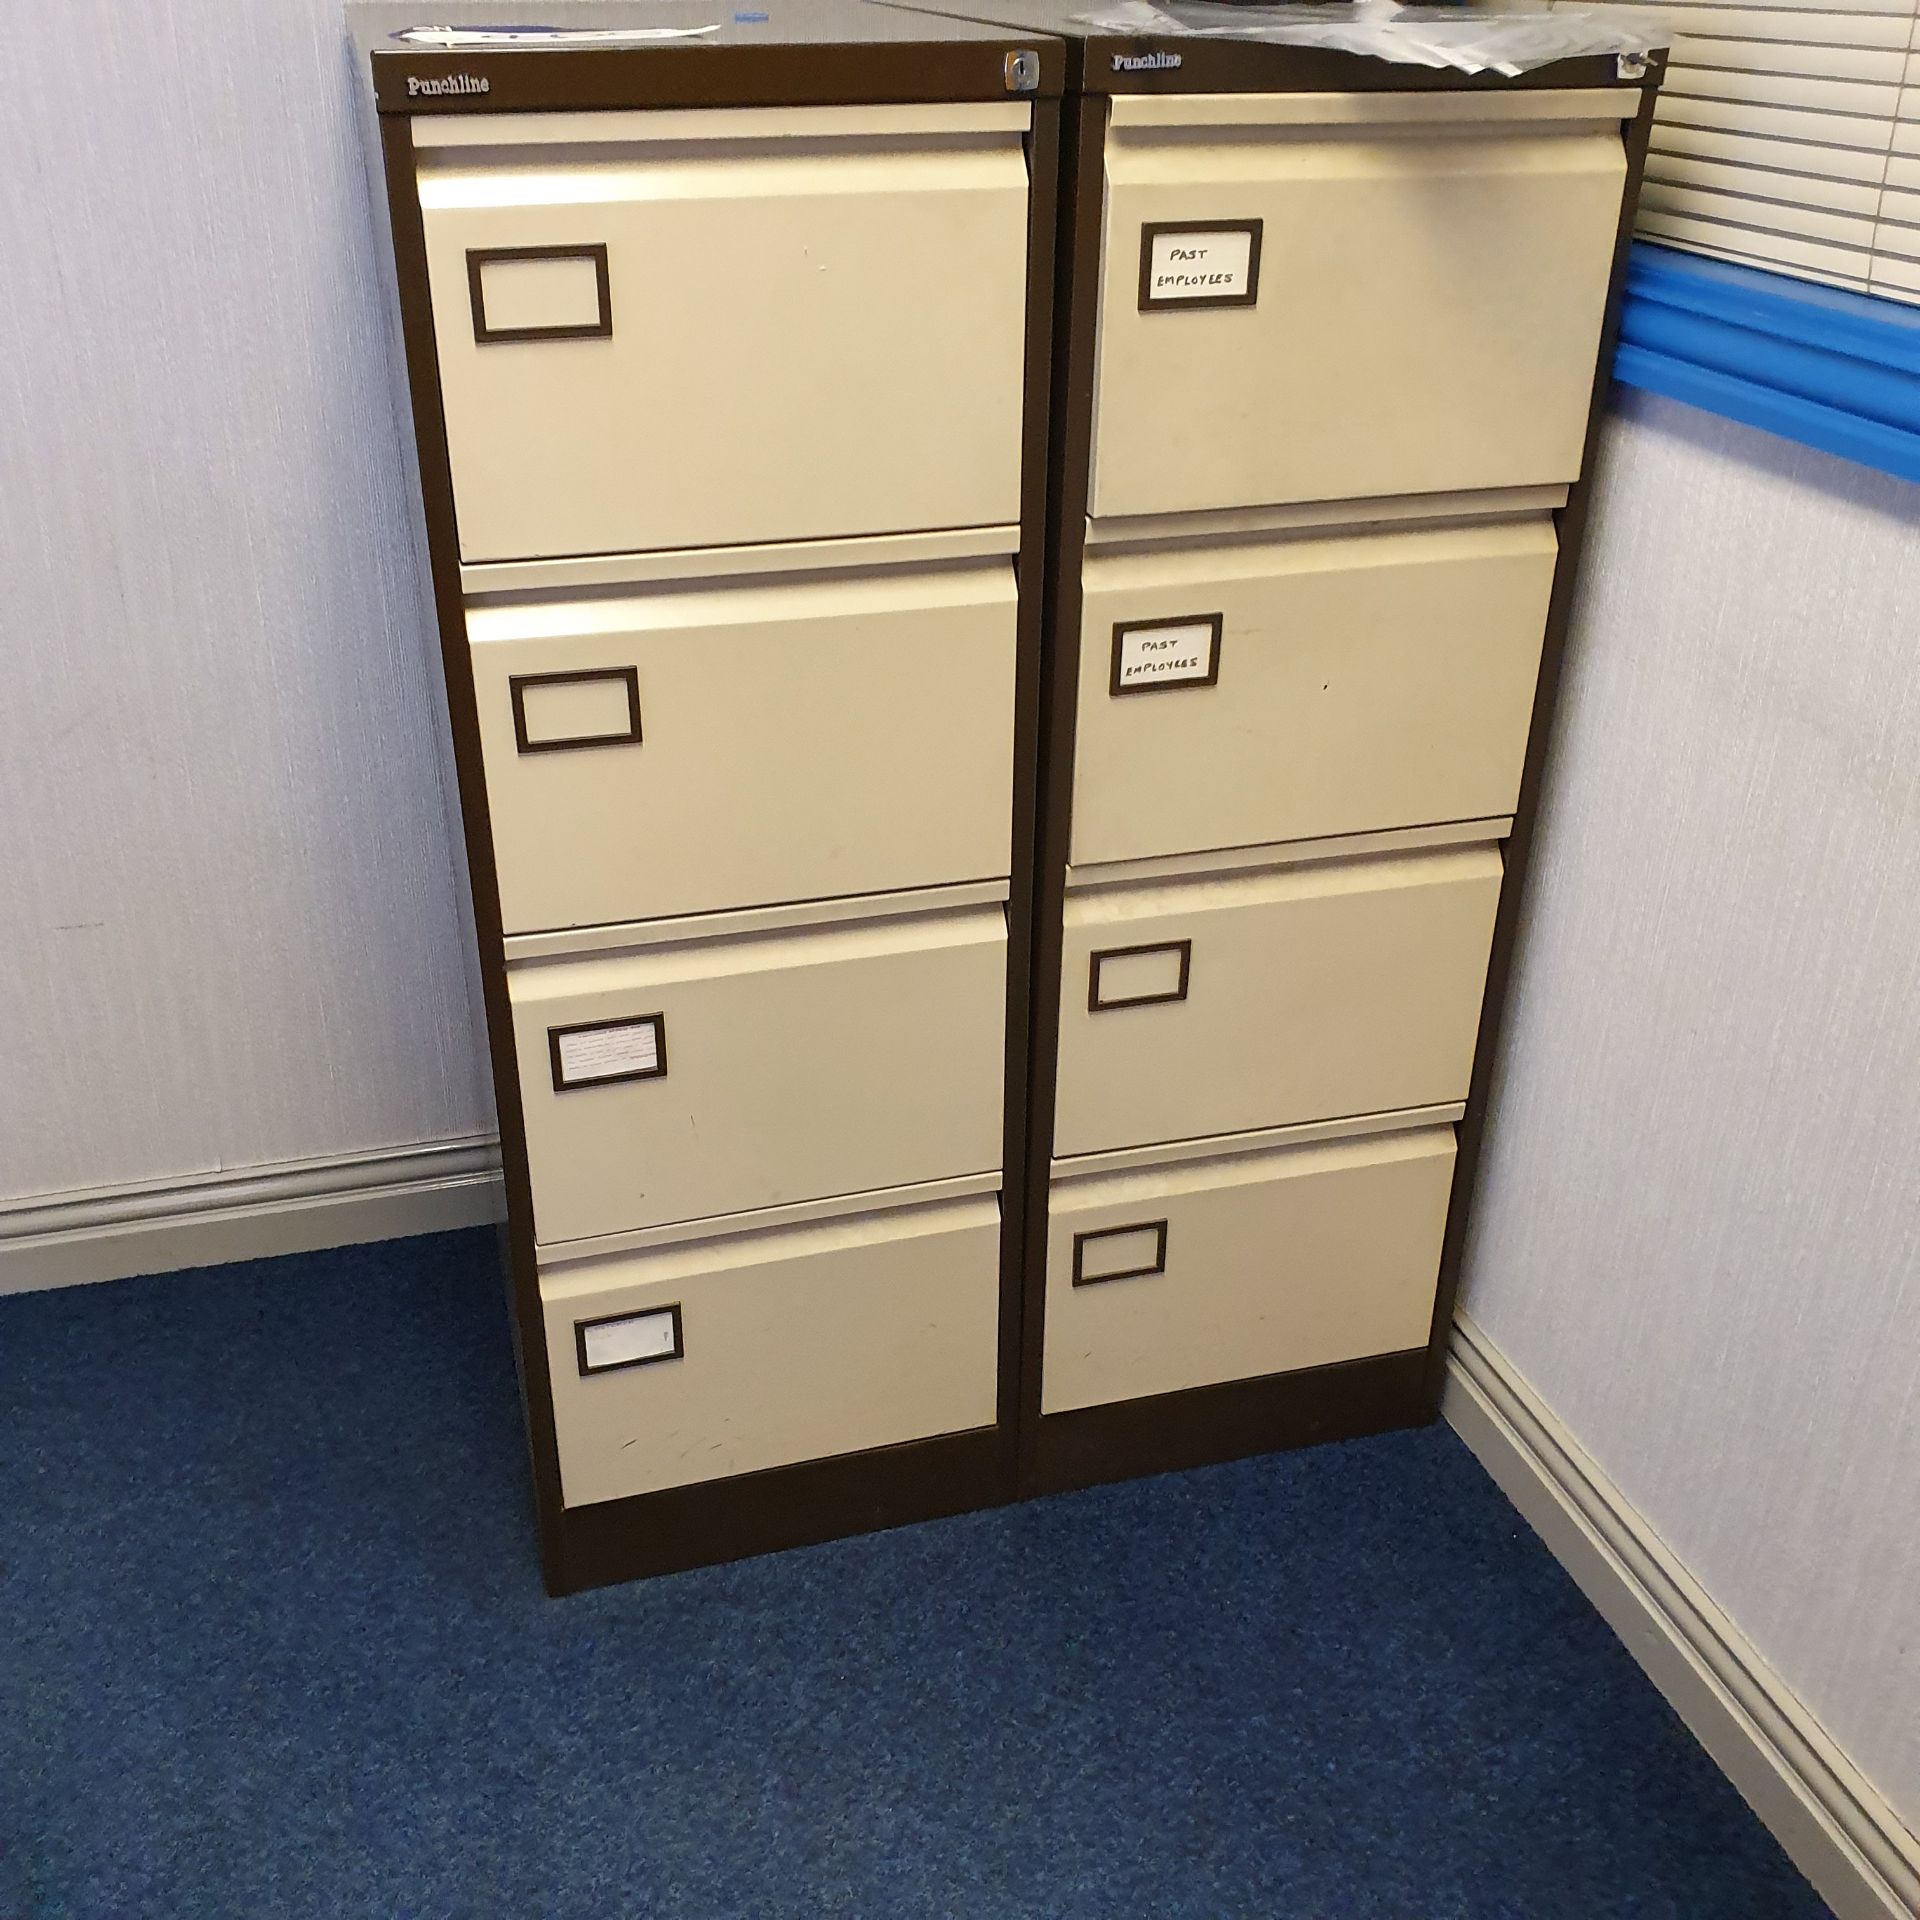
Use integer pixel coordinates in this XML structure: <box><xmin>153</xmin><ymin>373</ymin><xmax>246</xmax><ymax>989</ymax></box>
<box><xmin>349</xmin><ymin>0</ymin><xmax>1047</xmax><ymax>53</ymax></box>
<box><xmin>874</xmin><ymin>0</ymin><xmax>1663</xmax><ymax>95</ymax></box>
<box><xmin>351</xmin><ymin>0</ymin><xmax>1067</xmax><ymax>109</ymax></box>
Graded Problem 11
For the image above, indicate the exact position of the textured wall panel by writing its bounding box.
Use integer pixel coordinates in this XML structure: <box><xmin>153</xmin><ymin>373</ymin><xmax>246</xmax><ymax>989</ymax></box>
<box><xmin>1462</xmin><ymin>388</ymin><xmax>1920</xmax><ymax>1828</ymax></box>
<box><xmin>0</xmin><ymin>1</ymin><xmax>490</xmax><ymax>1203</ymax></box>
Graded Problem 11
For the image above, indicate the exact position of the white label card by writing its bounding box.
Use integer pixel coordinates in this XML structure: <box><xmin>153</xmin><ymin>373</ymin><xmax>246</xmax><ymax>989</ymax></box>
<box><xmin>1143</xmin><ymin>225</ymin><xmax>1259</xmax><ymax>307</ymax></box>
<box><xmin>1076</xmin><ymin>1224</ymin><xmax>1166</xmax><ymax>1284</ymax></box>
<box><xmin>1113</xmin><ymin>618</ymin><xmax>1220</xmax><ymax>693</ymax></box>
<box><xmin>1090</xmin><ymin>941</ymin><xmax>1190</xmax><ymax>1010</ymax></box>
<box><xmin>517</xmin><ymin>672</ymin><xmax>638</xmax><ymax>748</ymax></box>
<box><xmin>580</xmin><ymin>1309</ymin><xmax>680</xmax><ymax>1373</ymax></box>
<box><xmin>478</xmin><ymin>253</ymin><xmax>604</xmax><ymax>334</ymax></box>
<box><xmin>555</xmin><ymin>1018</ymin><xmax>661</xmax><ymax>1086</ymax></box>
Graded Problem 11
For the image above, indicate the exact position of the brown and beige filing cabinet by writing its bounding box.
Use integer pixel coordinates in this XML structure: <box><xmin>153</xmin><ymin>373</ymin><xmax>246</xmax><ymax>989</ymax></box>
<box><xmin>351</xmin><ymin>2</ymin><xmax>1062</xmax><ymax>1591</ymax></box>
<box><xmin>899</xmin><ymin>0</ymin><xmax>1663</xmax><ymax>1494</ymax></box>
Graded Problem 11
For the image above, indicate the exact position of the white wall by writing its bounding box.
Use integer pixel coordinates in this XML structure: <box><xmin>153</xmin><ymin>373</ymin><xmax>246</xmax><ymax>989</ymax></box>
<box><xmin>0</xmin><ymin>1</ymin><xmax>490</xmax><ymax>1207</ymax></box>
<box><xmin>1462</xmin><ymin>388</ymin><xmax>1920</xmax><ymax>1831</ymax></box>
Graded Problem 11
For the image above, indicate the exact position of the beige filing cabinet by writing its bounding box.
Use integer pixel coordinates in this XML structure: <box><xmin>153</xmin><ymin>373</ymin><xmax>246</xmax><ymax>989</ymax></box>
<box><xmin>353</xmin><ymin>2</ymin><xmax>1062</xmax><ymax>1592</ymax></box>
<box><xmin>891</xmin><ymin>0</ymin><xmax>1663</xmax><ymax>1495</ymax></box>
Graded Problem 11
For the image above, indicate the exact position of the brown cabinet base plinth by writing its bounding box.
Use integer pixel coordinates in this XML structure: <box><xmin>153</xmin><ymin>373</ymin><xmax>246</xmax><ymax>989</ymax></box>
<box><xmin>548</xmin><ymin>1425</ymin><xmax>1007</xmax><ymax>1596</ymax></box>
<box><xmin>1022</xmin><ymin>1348</ymin><xmax>1432</xmax><ymax>1501</ymax></box>
<box><xmin>548</xmin><ymin>1354</ymin><xmax>1431</xmax><ymax>1591</ymax></box>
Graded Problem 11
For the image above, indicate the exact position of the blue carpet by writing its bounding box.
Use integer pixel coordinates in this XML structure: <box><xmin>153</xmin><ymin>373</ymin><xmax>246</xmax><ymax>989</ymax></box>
<box><xmin>0</xmin><ymin>1229</ymin><xmax>1829</xmax><ymax>1920</ymax></box>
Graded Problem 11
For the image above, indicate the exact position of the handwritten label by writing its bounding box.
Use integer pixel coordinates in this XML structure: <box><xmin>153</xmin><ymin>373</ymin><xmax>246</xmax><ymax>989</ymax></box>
<box><xmin>1112</xmin><ymin>617</ymin><xmax>1221</xmax><ymax>694</ymax></box>
<box><xmin>1140</xmin><ymin>223</ymin><xmax>1261</xmax><ymax>310</ymax></box>
<box><xmin>554</xmin><ymin>1017</ymin><xmax>663</xmax><ymax>1087</ymax></box>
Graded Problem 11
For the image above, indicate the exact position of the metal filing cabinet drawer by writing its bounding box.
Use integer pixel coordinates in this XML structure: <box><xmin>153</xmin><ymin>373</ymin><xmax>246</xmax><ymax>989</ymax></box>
<box><xmin>471</xmin><ymin>558</ymin><xmax>1018</xmax><ymax>934</ymax></box>
<box><xmin>1043</xmin><ymin>1126</ymin><xmax>1455</xmax><ymax>1413</ymax></box>
<box><xmin>512</xmin><ymin>905</ymin><xmax>1007</xmax><ymax>1247</ymax></box>
<box><xmin>1073</xmin><ymin>518</ymin><xmax>1556</xmax><ymax>867</ymax></box>
<box><xmin>1053</xmin><ymin>846</ymin><xmax>1501</xmax><ymax>1158</ymax></box>
<box><xmin>1089</xmin><ymin>90</ymin><xmax>1631</xmax><ymax>518</ymax></box>
<box><xmin>416</xmin><ymin>103</ymin><xmax>1032</xmax><ymax>562</ymax></box>
<box><xmin>544</xmin><ymin>1195</ymin><xmax>1001</xmax><ymax>1505</ymax></box>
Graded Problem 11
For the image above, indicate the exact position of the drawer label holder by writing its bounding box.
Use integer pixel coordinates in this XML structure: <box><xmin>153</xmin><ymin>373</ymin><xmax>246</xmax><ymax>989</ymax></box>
<box><xmin>467</xmin><ymin>242</ymin><xmax>612</xmax><ymax>344</ymax></box>
<box><xmin>575</xmin><ymin>1303</ymin><xmax>684</xmax><ymax>1375</ymax></box>
<box><xmin>510</xmin><ymin>665</ymin><xmax>643</xmax><ymax>754</ymax></box>
<box><xmin>1072</xmin><ymin>1219</ymin><xmax>1170</xmax><ymax>1287</ymax></box>
<box><xmin>548</xmin><ymin>1013</ymin><xmax>668</xmax><ymax>1091</ymax></box>
<box><xmin>1110</xmin><ymin>614</ymin><xmax>1223</xmax><ymax>695</ymax></box>
<box><xmin>1138</xmin><ymin>221</ymin><xmax>1263</xmax><ymax>312</ymax></box>
<box><xmin>1088</xmin><ymin>939</ymin><xmax>1192</xmax><ymax>1012</ymax></box>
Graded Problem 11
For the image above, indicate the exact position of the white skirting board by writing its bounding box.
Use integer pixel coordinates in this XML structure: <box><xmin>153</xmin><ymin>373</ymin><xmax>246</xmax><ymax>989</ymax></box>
<box><xmin>1445</xmin><ymin>1313</ymin><xmax>1920</xmax><ymax>1920</ymax></box>
<box><xmin>0</xmin><ymin>1135</ymin><xmax>506</xmax><ymax>1296</ymax></box>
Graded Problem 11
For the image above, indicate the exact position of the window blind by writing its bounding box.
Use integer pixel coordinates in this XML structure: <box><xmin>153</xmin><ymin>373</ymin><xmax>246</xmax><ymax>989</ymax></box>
<box><xmin>1578</xmin><ymin>0</ymin><xmax>1920</xmax><ymax>302</ymax></box>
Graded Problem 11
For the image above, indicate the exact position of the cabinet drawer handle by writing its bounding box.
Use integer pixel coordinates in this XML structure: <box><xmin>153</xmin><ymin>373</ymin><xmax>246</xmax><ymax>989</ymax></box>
<box><xmin>467</xmin><ymin>243</ymin><xmax>613</xmax><ymax>344</ymax></box>
<box><xmin>575</xmin><ymin>1304</ymin><xmax>684</xmax><ymax>1375</ymax></box>
<box><xmin>1072</xmin><ymin>1220</ymin><xmax>1169</xmax><ymax>1286</ymax></box>
<box><xmin>510</xmin><ymin>667</ymin><xmax>643</xmax><ymax>754</ymax></box>
<box><xmin>1088</xmin><ymin>940</ymin><xmax>1191</xmax><ymax>1012</ymax></box>
<box><xmin>548</xmin><ymin>1013</ymin><xmax>668</xmax><ymax>1092</ymax></box>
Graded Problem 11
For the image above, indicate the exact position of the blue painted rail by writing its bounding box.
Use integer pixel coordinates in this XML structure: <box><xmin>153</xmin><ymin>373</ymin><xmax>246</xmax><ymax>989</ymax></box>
<box><xmin>1613</xmin><ymin>242</ymin><xmax>1920</xmax><ymax>485</ymax></box>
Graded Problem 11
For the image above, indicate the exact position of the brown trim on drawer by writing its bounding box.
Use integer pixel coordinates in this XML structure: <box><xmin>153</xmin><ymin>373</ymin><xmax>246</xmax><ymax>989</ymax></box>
<box><xmin>1091</xmin><ymin>41</ymin><xmax>1649</xmax><ymax>98</ymax></box>
<box><xmin>1137</xmin><ymin>219</ymin><xmax>1263</xmax><ymax>313</ymax></box>
<box><xmin>990</xmin><ymin>94</ymin><xmax>1062</xmax><ymax>1488</ymax></box>
<box><xmin>1026</xmin><ymin>1349</ymin><xmax>1430</xmax><ymax>1498</ymax></box>
<box><xmin>467</xmin><ymin>243</ymin><xmax>613</xmax><ymax>344</ymax></box>
<box><xmin>547</xmin><ymin>1013</ymin><xmax>668</xmax><ymax>1093</ymax></box>
<box><xmin>371</xmin><ymin>41</ymin><xmax>1066</xmax><ymax>114</ymax></box>
<box><xmin>1112</xmin><ymin>47</ymin><xmax>1655</xmax><ymax>98</ymax></box>
<box><xmin>377</xmin><ymin>115</ymin><xmax>572</xmax><ymax>1583</ymax></box>
<box><xmin>873</xmin><ymin>6</ymin><xmax>1661</xmax><ymax>100</ymax></box>
<box><xmin>1071</xmin><ymin>1219</ymin><xmax>1168</xmax><ymax>1286</ymax></box>
<box><xmin>1087</xmin><ymin>938</ymin><xmax>1190</xmax><ymax>1012</ymax></box>
<box><xmin>551</xmin><ymin>1425</ymin><xmax>1005</xmax><ymax>1594</ymax></box>
<box><xmin>509</xmin><ymin>665</ymin><xmax>643</xmax><ymax>754</ymax></box>
<box><xmin>1011</xmin><ymin>87</ymin><xmax>1108</xmax><ymax>1492</ymax></box>
<box><xmin>574</xmin><ymin>1303</ymin><xmax>685</xmax><ymax>1377</ymax></box>
<box><xmin>1108</xmin><ymin>612</ymin><xmax>1222</xmax><ymax>697</ymax></box>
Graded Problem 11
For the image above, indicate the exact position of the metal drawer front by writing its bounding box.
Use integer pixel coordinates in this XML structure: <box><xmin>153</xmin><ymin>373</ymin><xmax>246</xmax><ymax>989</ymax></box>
<box><xmin>471</xmin><ymin>558</ymin><xmax>1018</xmax><ymax>933</ymax></box>
<box><xmin>1074</xmin><ymin>519</ymin><xmax>1555</xmax><ymax>867</ymax></box>
<box><xmin>545</xmin><ymin>1195</ymin><xmax>1001</xmax><ymax>1504</ymax></box>
<box><xmin>1044</xmin><ymin>1126</ymin><xmax>1455</xmax><ymax>1413</ymax></box>
<box><xmin>416</xmin><ymin>104</ymin><xmax>1032</xmax><ymax>561</ymax></box>
<box><xmin>1054</xmin><ymin>848</ymin><xmax>1501</xmax><ymax>1157</ymax></box>
<box><xmin>1091</xmin><ymin>93</ymin><xmax>1630</xmax><ymax>517</ymax></box>
<box><xmin>513</xmin><ymin>905</ymin><xmax>1006</xmax><ymax>1245</ymax></box>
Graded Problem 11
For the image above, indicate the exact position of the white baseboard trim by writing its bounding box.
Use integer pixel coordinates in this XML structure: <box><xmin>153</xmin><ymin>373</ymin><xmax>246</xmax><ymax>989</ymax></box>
<box><xmin>0</xmin><ymin>1135</ymin><xmax>506</xmax><ymax>1295</ymax></box>
<box><xmin>1445</xmin><ymin>1312</ymin><xmax>1920</xmax><ymax>1920</ymax></box>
